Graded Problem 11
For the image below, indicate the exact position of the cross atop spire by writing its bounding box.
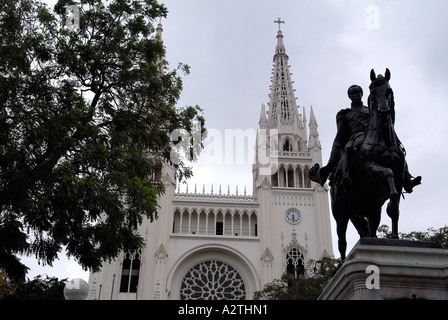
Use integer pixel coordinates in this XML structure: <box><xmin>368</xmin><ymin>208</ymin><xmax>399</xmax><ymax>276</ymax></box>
<box><xmin>274</xmin><ymin>18</ymin><xmax>285</xmax><ymax>31</ymax></box>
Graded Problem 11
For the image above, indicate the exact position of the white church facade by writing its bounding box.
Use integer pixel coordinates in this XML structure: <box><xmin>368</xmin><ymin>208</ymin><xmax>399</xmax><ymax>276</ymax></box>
<box><xmin>87</xmin><ymin>20</ymin><xmax>334</xmax><ymax>300</ymax></box>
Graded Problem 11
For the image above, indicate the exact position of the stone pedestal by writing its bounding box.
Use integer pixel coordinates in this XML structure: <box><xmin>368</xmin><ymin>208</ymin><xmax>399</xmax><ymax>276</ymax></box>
<box><xmin>319</xmin><ymin>238</ymin><xmax>448</xmax><ymax>300</ymax></box>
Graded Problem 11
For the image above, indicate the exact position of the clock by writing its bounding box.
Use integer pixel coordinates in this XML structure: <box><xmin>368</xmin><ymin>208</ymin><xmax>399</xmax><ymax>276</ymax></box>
<box><xmin>285</xmin><ymin>208</ymin><xmax>301</xmax><ymax>224</ymax></box>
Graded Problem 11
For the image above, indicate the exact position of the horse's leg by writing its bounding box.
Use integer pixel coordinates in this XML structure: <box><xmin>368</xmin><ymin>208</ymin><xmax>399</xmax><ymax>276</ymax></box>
<box><xmin>350</xmin><ymin>215</ymin><xmax>369</xmax><ymax>238</ymax></box>
<box><xmin>336</xmin><ymin>215</ymin><xmax>349</xmax><ymax>261</ymax></box>
<box><xmin>367</xmin><ymin>205</ymin><xmax>382</xmax><ymax>237</ymax></box>
<box><xmin>387</xmin><ymin>191</ymin><xmax>401</xmax><ymax>239</ymax></box>
<box><xmin>331</xmin><ymin>187</ymin><xmax>348</xmax><ymax>261</ymax></box>
<box><xmin>367</xmin><ymin>160</ymin><xmax>401</xmax><ymax>238</ymax></box>
<box><xmin>385</xmin><ymin>174</ymin><xmax>399</xmax><ymax>202</ymax></box>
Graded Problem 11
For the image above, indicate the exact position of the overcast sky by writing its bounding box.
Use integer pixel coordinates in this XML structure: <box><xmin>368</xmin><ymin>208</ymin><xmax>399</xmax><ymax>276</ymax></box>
<box><xmin>23</xmin><ymin>0</ymin><xmax>448</xmax><ymax>281</ymax></box>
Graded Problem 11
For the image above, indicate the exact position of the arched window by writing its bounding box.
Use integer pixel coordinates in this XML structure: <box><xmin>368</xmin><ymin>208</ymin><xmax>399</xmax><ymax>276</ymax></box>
<box><xmin>297</xmin><ymin>167</ymin><xmax>304</xmax><ymax>188</ymax></box>
<box><xmin>286</xmin><ymin>247</ymin><xmax>305</xmax><ymax>279</ymax></box>
<box><xmin>119</xmin><ymin>249</ymin><xmax>142</xmax><ymax>293</ymax></box>
<box><xmin>287</xmin><ymin>167</ymin><xmax>294</xmax><ymax>187</ymax></box>
<box><xmin>283</xmin><ymin>138</ymin><xmax>292</xmax><ymax>152</ymax></box>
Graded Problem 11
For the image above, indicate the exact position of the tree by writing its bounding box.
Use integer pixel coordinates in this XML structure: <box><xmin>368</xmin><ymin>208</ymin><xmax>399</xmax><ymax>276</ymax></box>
<box><xmin>0</xmin><ymin>271</ymin><xmax>16</xmax><ymax>299</ymax></box>
<box><xmin>378</xmin><ymin>224</ymin><xmax>448</xmax><ymax>249</ymax></box>
<box><xmin>0</xmin><ymin>0</ymin><xmax>205</xmax><ymax>282</ymax></box>
<box><xmin>253</xmin><ymin>257</ymin><xmax>340</xmax><ymax>300</ymax></box>
<box><xmin>3</xmin><ymin>275</ymin><xmax>66</xmax><ymax>300</ymax></box>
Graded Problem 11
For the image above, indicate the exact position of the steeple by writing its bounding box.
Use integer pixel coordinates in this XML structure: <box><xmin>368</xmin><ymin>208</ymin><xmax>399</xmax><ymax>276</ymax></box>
<box><xmin>266</xmin><ymin>19</ymin><xmax>300</xmax><ymax>128</ymax></box>
<box><xmin>254</xmin><ymin>19</ymin><xmax>324</xmax><ymax>191</ymax></box>
<box><xmin>274</xmin><ymin>18</ymin><xmax>286</xmax><ymax>55</ymax></box>
<box><xmin>308</xmin><ymin>106</ymin><xmax>321</xmax><ymax>150</ymax></box>
<box><xmin>259</xmin><ymin>103</ymin><xmax>267</xmax><ymax>128</ymax></box>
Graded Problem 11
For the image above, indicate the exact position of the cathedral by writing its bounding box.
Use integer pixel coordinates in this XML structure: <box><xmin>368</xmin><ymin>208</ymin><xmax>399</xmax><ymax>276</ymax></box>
<box><xmin>87</xmin><ymin>20</ymin><xmax>334</xmax><ymax>300</ymax></box>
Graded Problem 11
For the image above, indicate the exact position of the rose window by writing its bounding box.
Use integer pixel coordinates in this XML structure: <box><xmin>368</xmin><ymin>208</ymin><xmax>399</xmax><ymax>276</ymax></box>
<box><xmin>180</xmin><ymin>260</ymin><xmax>246</xmax><ymax>300</ymax></box>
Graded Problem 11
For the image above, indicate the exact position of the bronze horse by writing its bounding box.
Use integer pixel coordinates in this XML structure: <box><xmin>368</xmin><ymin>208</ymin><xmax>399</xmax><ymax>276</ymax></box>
<box><xmin>311</xmin><ymin>69</ymin><xmax>412</xmax><ymax>261</ymax></box>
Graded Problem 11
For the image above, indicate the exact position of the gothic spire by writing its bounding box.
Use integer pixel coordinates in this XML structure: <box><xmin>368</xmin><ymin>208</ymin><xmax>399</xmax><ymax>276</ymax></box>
<box><xmin>267</xmin><ymin>19</ymin><xmax>299</xmax><ymax>127</ymax></box>
<box><xmin>259</xmin><ymin>103</ymin><xmax>267</xmax><ymax>128</ymax></box>
<box><xmin>308</xmin><ymin>106</ymin><xmax>321</xmax><ymax>150</ymax></box>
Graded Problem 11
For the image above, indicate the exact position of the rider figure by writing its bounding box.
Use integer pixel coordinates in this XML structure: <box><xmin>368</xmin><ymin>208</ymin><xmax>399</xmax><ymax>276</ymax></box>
<box><xmin>316</xmin><ymin>84</ymin><xmax>420</xmax><ymax>193</ymax></box>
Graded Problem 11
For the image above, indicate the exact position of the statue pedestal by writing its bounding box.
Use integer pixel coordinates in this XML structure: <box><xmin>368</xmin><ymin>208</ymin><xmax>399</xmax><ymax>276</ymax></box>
<box><xmin>319</xmin><ymin>238</ymin><xmax>448</xmax><ymax>300</ymax></box>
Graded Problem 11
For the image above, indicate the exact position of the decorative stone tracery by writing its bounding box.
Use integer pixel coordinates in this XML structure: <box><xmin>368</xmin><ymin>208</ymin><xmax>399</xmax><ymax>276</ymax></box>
<box><xmin>179</xmin><ymin>260</ymin><xmax>246</xmax><ymax>300</ymax></box>
<box><xmin>284</xmin><ymin>230</ymin><xmax>307</xmax><ymax>278</ymax></box>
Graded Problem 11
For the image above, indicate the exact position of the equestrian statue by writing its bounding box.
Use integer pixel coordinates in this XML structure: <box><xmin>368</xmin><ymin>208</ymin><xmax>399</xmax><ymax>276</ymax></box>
<box><xmin>309</xmin><ymin>68</ymin><xmax>421</xmax><ymax>261</ymax></box>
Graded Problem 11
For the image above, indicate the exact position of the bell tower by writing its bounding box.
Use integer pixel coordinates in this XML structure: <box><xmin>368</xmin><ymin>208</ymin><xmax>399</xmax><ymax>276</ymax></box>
<box><xmin>254</xmin><ymin>20</ymin><xmax>333</xmax><ymax>286</ymax></box>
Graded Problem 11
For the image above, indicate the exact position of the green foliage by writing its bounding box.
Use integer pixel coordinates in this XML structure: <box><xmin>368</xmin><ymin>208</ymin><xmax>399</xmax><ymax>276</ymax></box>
<box><xmin>378</xmin><ymin>224</ymin><xmax>448</xmax><ymax>249</ymax></box>
<box><xmin>253</xmin><ymin>257</ymin><xmax>340</xmax><ymax>300</ymax></box>
<box><xmin>3</xmin><ymin>275</ymin><xmax>67</xmax><ymax>300</ymax></box>
<box><xmin>0</xmin><ymin>0</ymin><xmax>205</xmax><ymax>281</ymax></box>
<box><xmin>0</xmin><ymin>271</ymin><xmax>17</xmax><ymax>299</ymax></box>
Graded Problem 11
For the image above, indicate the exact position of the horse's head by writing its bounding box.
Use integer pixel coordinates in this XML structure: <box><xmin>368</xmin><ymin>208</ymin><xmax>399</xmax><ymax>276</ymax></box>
<box><xmin>368</xmin><ymin>68</ymin><xmax>397</xmax><ymax>147</ymax></box>
<box><xmin>368</xmin><ymin>68</ymin><xmax>395</xmax><ymax>119</ymax></box>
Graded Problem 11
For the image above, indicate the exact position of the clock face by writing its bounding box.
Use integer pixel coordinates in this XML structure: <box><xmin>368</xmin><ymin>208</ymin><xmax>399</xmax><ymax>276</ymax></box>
<box><xmin>285</xmin><ymin>208</ymin><xmax>301</xmax><ymax>224</ymax></box>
